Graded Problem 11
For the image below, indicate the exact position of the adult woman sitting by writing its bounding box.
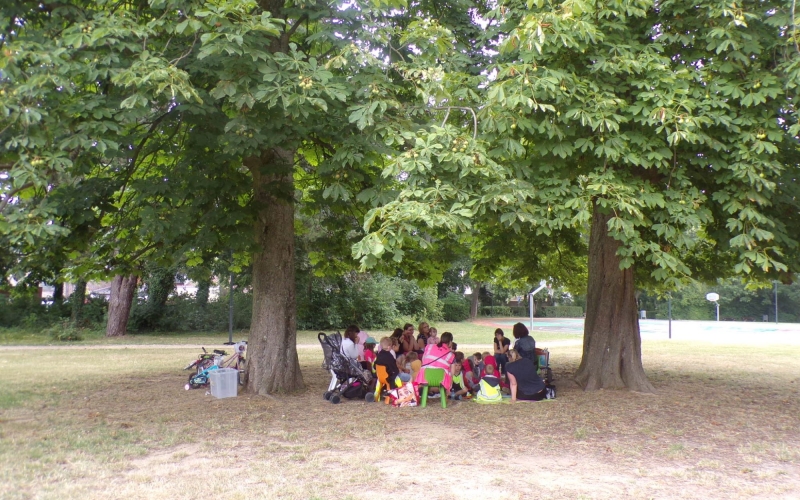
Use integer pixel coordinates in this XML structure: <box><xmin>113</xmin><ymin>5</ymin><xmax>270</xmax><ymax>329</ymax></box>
<box><xmin>414</xmin><ymin>331</ymin><xmax>456</xmax><ymax>395</ymax></box>
<box><xmin>493</xmin><ymin>328</ymin><xmax>510</xmax><ymax>374</ymax></box>
<box><xmin>505</xmin><ymin>349</ymin><xmax>546</xmax><ymax>402</ymax></box>
<box><xmin>512</xmin><ymin>322</ymin><xmax>537</xmax><ymax>366</ymax></box>
<box><xmin>415</xmin><ymin>322</ymin><xmax>431</xmax><ymax>352</ymax></box>
<box><xmin>400</xmin><ymin>323</ymin><xmax>416</xmax><ymax>356</ymax></box>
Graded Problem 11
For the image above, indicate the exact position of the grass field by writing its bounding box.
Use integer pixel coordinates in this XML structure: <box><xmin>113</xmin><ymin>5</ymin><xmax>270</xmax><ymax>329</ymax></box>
<box><xmin>0</xmin><ymin>321</ymin><xmax>578</xmax><ymax>347</ymax></box>
<box><xmin>1</xmin><ymin>323</ymin><xmax>798</xmax><ymax>499</ymax></box>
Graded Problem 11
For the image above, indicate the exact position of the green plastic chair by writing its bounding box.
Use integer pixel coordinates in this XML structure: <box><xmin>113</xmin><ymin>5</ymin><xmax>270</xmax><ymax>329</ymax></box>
<box><xmin>419</xmin><ymin>368</ymin><xmax>447</xmax><ymax>408</ymax></box>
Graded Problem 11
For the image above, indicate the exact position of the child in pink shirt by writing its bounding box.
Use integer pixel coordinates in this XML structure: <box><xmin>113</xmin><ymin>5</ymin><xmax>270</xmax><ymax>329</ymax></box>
<box><xmin>363</xmin><ymin>337</ymin><xmax>377</xmax><ymax>367</ymax></box>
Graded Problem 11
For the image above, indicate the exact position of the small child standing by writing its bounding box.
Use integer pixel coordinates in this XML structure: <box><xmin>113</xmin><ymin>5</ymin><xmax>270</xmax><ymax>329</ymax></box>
<box><xmin>407</xmin><ymin>351</ymin><xmax>421</xmax><ymax>380</ymax></box>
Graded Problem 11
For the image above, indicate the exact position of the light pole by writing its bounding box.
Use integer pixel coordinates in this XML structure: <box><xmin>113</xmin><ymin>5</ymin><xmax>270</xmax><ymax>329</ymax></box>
<box><xmin>227</xmin><ymin>270</ymin><xmax>234</xmax><ymax>344</ymax></box>
<box><xmin>774</xmin><ymin>281</ymin><xmax>778</xmax><ymax>324</ymax></box>
<box><xmin>706</xmin><ymin>292</ymin><xmax>719</xmax><ymax>321</ymax></box>
<box><xmin>668</xmin><ymin>294</ymin><xmax>672</xmax><ymax>339</ymax></box>
<box><xmin>529</xmin><ymin>280</ymin><xmax>548</xmax><ymax>331</ymax></box>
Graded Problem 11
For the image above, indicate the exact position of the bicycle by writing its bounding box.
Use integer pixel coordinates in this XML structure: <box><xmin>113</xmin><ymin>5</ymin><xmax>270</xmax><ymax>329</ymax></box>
<box><xmin>183</xmin><ymin>341</ymin><xmax>247</xmax><ymax>389</ymax></box>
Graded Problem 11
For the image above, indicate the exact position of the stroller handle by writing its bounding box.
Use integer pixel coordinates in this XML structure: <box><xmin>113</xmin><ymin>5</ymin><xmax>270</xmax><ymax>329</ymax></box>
<box><xmin>318</xmin><ymin>332</ymin><xmax>327</xmax><ymax>342</ymax></box>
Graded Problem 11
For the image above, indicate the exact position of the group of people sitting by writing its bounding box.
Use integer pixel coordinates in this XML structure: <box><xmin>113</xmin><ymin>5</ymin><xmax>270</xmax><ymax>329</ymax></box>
<box><xmin>340</xmin><ymin>321</ymin><xmax>548</xmax><ymax>403</ymax></box>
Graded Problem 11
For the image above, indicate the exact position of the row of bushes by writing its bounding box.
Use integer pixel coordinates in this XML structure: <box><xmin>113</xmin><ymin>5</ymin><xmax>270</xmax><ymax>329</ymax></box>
<box><xmin>0</xmin><ymin>294</ymin><xmax>108</xmax><ymax>329</ymax></box>
<box><xmin>479</xmin><ymin>305</ymin><xmax>584</xmax><ymax>318</ymax></box>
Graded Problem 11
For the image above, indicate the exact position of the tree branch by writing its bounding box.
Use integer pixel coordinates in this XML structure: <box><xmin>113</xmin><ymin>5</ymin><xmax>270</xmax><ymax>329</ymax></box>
<box><xmin>286</xmin><ymin>14</ymin><xmax>308</xmax><ymax>38</ymax></box>
<box><xmin>124</xmin><ymin>242</ymin><xmax>159</xmax><ymax>265</ymax></box>
<box><xmin>117</xmin><ymin>111</ymin><xmax>176</xmax><ymax>201</ymax></box>
<box><xmin>0</xmin><ymin>182</ymin><xmax>35</xmax><ymax>213</ymax></box>
<box><xmin>169</xmin><ymin>33</ymin><xmax>198</xmax><ymax>66</ymax></box>
<box><xmin>433</xmin><ymin>106</ymin><xmax>479</xmax><ymax>139</ymax></box>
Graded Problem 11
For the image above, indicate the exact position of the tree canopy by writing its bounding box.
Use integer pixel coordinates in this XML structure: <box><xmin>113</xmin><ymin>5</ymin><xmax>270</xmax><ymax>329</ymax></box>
<box><xmin>2</xmin><ymin>0</ymin><xmax>799</xmax><ymax>393</ymax></box>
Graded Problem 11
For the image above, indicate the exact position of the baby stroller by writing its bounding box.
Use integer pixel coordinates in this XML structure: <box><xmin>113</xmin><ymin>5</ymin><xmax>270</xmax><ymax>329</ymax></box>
<box><xmin>536</xmin><ymin>348</ymin><xmax>553</xmax><ymax>384</ymax></box>
<box><xmin>318</xmin><ymin>332</ymin><xmax>376</xmax><ymax>404</ymax></box>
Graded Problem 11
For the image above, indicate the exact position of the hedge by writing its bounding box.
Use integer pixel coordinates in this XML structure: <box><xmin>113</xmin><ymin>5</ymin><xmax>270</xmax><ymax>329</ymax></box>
<box><xmin>441</xmin><ymin>293</ymin><xmax>470</xmax><ymax>322</ymax></box>
<box><xmin>479</xmin><ymin>306</ymin><xmax>512</xmax><ymax>317</ymax></box>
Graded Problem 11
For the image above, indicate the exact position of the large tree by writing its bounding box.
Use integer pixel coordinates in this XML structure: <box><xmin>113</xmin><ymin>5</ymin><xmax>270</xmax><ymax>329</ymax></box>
<box><xmin>3</xmin><ymin>0</ymin><xmax>493</xmax><ymax>393</ymax></box>
<box><xmin>354</xmin><ymin>0</ymin><xmax>800</xmax><ymax>391</ymax></box>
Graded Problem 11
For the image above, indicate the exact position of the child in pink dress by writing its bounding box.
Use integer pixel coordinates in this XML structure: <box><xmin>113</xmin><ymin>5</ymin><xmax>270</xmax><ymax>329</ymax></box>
<box><xmin>427</xmin><ymin>327</ymin><xmax>440</xmax><ymax>345</ymax></box>
<box><xmin>363</xmin><ymin>337</ymin><xmax>377</xmax><ymax>366</ymax></box>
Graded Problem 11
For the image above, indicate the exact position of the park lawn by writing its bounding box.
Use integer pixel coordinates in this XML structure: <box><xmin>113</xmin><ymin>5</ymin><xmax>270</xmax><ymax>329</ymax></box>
<box><xmin>1</xmin><ymin>340</ymin><xmax>798</xmax><ymax>499</ymax></box>
<box><xmin>0</xmin><ymin>320</ymin><xmax>579</xmax><ymax>347</ymax></box>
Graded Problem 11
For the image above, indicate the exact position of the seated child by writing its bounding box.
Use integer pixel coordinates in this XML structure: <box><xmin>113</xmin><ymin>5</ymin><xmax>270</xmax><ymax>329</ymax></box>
<box><xmin>470</xmin><ymin>352</ymin><xmax>484</xmax><ymax>378</ymax></box>
<box><xmin>374</xmin><ymin>337</ymin><xmax>401</xmax><ymax>388</ymax></box>
<box><xmin>427</xmin><ymin>327</ymin><xmax>440</xmax><ymax>345</ymax></box>
<box><xmin>449</xmin><ymin>362</ymin><xmax>470</xmax><ymax>400</ymax></box>
<box><xmin>356</xmin><ymin>330</ymin><xmax>368</xmax><ymax>360</ymax></box>
<box><xmin>465</xmin><ymin>352</ymin><xmax>484</xmax><ymax>392</ymax></box>
<box><xmin>397</xmin><ymin>353</ymin><xmax>411</xmax><ymax>383</ymax></box>
<box><xmin>455</xmin><ymin>352</ymin><xmax>478</xmax><ymax>393</ymax></box>
<box><xmin>482</xmin><ymin>351</ymin><xmax>500</xmax><ymax>378</ymax></box>
<box><xmin>407</xmin><ymin>351</ymin><xmax>421</xmax><ymax>380</ymax></box>
<box><xmin>475</xmin><ymin>364</ymin><xmax>503</xmax><ymax>403</ymax></box>
<box><xmin>362</xmin><ymin>337</ymin><xmax>377</xmax><ymax>371</ymax></box>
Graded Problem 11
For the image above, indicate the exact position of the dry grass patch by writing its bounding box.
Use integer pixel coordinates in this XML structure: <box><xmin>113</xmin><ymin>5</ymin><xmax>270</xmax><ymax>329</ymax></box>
<box><xmin>0</xmin><ymin>340</ymin><xmax>799</xmax><ymax>499</ymax></box>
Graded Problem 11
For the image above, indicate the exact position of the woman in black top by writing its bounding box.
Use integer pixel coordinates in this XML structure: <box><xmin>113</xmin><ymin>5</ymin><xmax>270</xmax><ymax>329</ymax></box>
<box><xmin>505</xmin><ymin>349</ymin><xmax>546</xmax><ymax>402</ymax></box>
<box><xmin>493</xmin><ymin>328</ymin><xmax>511</xmax><ymax>375</ymax></box>
<box><xmin>399</xmin><ymin>323</ymin><xmax>416</xmax><ymax>355</ymax></box>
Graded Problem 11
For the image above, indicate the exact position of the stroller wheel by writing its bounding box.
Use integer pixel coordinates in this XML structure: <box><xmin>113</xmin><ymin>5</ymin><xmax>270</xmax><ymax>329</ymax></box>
<box><xmin>323</xmin><ymin>391</ymin><xmax>332</xmax><ymax>401</ymax></box>
<box><xmin>330</xmin><ymin>395</ymin><xmax>341</xmax><ymax>404</ymax></box>
<box><xmin>365</xmin><ymin>392</ymin><xmax>375</xmax><ymax>403</ymax></box>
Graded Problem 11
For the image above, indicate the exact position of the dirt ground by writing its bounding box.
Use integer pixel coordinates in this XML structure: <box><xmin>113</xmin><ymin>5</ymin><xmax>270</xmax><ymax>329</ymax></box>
<box><xmin>1</xmin><ymin>343</ymin><xmax>799</xmax><ymax>500</ymax></box>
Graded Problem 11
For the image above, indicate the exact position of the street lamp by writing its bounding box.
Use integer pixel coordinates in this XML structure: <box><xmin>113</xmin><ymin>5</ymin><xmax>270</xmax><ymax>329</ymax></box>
<box><xmin>706</xmin><ymin>292</ymin><xmax>720</xmax><ymax>322</ymax></box>
<box><xmin>774</xmin><ymin>281</ymin><xmax>778</xmax><ymax>324</ymax></box>
<box><xmin>529</xmin><ymin>280</ymin><xmax>548</xmax><ymax>331</ymax></box>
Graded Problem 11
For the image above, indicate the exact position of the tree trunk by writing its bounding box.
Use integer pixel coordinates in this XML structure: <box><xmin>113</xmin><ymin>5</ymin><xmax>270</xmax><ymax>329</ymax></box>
<box><xmin>244</xmin><ymin>148</ymin><xmax>304</xmax><ymax>395</ymax></box>
<box><xmin>469</xmin><ymin>282</ymin><xmax>481</xmax><ymax>319</ymax></box>
<box><xmin>139</xmin><ymin>266</ymin><xmax>175</xmax><ymax>329</ymax></box>
<box><xmin>70</xmin><ymin>280</ymin><xmax>87</xmax><ymax>325</ymax></box>
<box><xmin>196</xmin><ymin>278</ymin><xmax>211</xmax><ymax>307</ymax></box>
<box><xmin>106</xmin><ymin>274</ymin><xmax>137</xmax><ymax>337</ymax></box>
<box><xmin>574</xmin><ymin>203</ymin><xmax>654</xmax><ymax>392</ymax></box>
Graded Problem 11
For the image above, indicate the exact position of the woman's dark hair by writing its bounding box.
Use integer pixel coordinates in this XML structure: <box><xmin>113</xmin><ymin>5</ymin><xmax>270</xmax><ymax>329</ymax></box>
<box><xmin>512</xmin><ymin>322</ymin><xmax>529</xmax><ymax>339</ymax></box>
<box><xmin>403</xmin><ymin>323</ymin><xmax>413</xmax><ymax>331</ymax></box>
<box><xmin>344</xmin><ymin>325</ymin><xmax>359</xmax><ymax>338</ymax></box>
<box><xmin>494</xmin><ymin>328</ymin><xmax>504</xmax><ymax>337</ymax></box>
<box><xmin>391</xmin><ymin>328</ymin><xmax>403</xmax><ymax>338</ymax></box>
<box><xmin>437</xmin><ymin>331</ymin><xmax>453</xmax><ymax>348</ymax></box>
